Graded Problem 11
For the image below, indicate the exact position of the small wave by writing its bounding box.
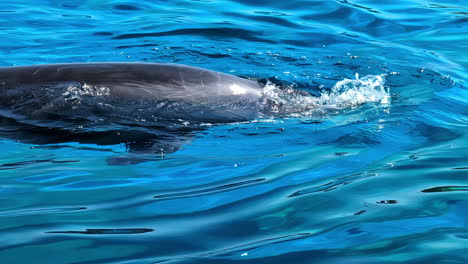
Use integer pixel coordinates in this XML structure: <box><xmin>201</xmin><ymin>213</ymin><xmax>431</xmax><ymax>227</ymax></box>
<box><xmin>260</xmin><ymin>73</ymin><xmax>390</xmax><ymax>117</ymax></box>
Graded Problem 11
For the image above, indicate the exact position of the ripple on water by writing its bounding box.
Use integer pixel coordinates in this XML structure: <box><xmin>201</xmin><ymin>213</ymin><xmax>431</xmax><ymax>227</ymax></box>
<box><xmin>0</xmin><ymin>0</ymin><xmax>467</xmax><ymax>263</ymax></box>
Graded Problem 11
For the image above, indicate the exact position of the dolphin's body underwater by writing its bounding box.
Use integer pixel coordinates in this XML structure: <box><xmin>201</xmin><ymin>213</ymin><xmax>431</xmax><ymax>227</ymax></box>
<box><xmin>0</xmin><ymin>62</ymin><xmax>266</xmax><ymax>157</ymax></box>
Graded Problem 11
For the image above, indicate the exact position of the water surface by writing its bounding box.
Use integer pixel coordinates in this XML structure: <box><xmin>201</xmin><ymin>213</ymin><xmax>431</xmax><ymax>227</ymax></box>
<box><xmin>0</xmin><ymin>0</ymin><xmax>467</xmax><ymax>263</ymax></box>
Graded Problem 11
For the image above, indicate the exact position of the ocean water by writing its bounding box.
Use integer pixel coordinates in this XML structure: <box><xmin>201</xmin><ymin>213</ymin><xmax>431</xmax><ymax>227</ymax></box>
<box><xmin>0</xmin><ymin>0</ymin><xmax>467</xmax><ymax>263</ymax></box>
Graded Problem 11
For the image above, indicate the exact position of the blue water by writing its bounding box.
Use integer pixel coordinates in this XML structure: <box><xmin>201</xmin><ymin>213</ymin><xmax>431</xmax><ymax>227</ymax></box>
<box><xmin>0</xmin><ymin>0</ymin><xmax>467</xmax><ymax>263</ymax></box>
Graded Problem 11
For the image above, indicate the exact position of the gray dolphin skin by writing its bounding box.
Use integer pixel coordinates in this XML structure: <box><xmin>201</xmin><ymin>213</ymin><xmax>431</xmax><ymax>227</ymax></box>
<box><xmin>0</xmin><ymin>62</ymin><xmax>265</xmax><ymax>158</ymax></box>
<box><xmin>0</xmin><ymin>62</ymin><xmax>264</xmax><ymax>122</ymax></box>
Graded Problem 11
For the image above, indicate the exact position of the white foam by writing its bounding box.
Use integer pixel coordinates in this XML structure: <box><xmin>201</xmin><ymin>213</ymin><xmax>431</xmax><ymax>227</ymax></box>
<box><xmin>317</xmin><ymin>73</ymin><xmax>390</xmax><ymax>108</ymax></box>
<box><xmin>261</xmin><ymin>82</ymin><xmax>319</xmax><ymax>115</ymax></box>
<box><xmin>62</xmin><ymin>83</ymin><xmax>110</xmax><ymax>102</ymax></box>
<box><xmin>260</xmin><ymin>73</ymin><xmax>390</xmax><ymax>117</ymax></box>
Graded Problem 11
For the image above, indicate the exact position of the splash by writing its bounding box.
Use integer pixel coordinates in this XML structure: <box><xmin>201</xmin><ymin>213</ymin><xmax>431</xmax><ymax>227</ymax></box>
<box><xmin>261</xmin><ymin>82</ymin><xmax>319</xmax><ymax>116</ymax></box>
<box><xmin>318</xmin><ymin>73</ymin><xmax>390</xmax><ymax>108</ymax></box>
<box><xmin>260</xmin><ymin>73</ymin><xmax>390</xmax><ymax>117</ymax></box>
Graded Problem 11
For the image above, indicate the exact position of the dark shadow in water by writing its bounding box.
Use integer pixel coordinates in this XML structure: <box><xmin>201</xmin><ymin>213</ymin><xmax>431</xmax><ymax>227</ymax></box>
<box><xmin>112</xmin><ymin>28</ymin><xmax>276</xmax><ymax>44</ymax></box>
<box><xmin>0</xmin><ymin>114</ymin><xmax>198</xmax><ymax>165</ymax></box>
<box><xmin>0</xmin><ymin>158</ymin><xmax>79</xmax><ymax>170</ymax></box>
<box><xmin>46</xmin><ymin>228</ymin><xmax>153</xmax><ymax>235</ymax></box>
<box><xmin>377</xmin><ymin>200</ymin><xmax>398</xmax><ymax>204</ymax></box>
<box><xmin>421</xmin><ymin>186</ymin><xmax>468</xmax><ymax>193</ymax></box>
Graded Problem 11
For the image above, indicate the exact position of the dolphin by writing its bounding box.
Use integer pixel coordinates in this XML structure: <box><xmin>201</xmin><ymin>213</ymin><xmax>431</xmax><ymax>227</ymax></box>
<box><xmin>0</xmin><ymin>62</ymin><xmax>266</xmax><ymax>157</ymax></box>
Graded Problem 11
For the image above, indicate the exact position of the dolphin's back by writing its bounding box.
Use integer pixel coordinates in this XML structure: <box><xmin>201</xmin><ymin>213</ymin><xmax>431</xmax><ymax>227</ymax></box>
<box><xmin>0</xmin><ymin>62</ymin><xmax>262</xmax><ymax>100</ymax></box>
<box><xmin>0</xmin><ymin>62</ymin><xmax>264</xmax><ymax>122</ymax></box>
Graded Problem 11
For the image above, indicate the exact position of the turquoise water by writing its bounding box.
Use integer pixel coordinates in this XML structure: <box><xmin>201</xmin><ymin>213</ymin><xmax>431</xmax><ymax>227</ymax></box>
<box><xmin>0</xmin><ymin>0</ymin><xmax>467</xmax><ymax>263</ymax></box>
